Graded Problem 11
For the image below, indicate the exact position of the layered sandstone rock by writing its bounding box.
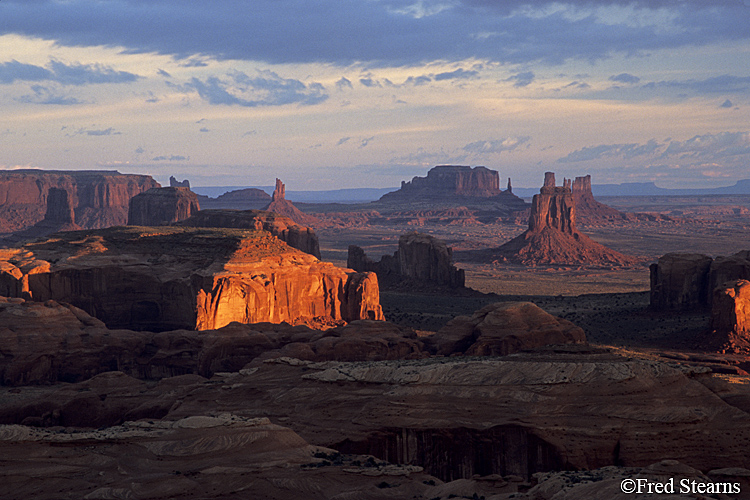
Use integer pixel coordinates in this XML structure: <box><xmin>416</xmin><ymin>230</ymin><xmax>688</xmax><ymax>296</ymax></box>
<box><xmin>127</xmin><ymin>186</ymin><xmax>200</xmax><ymax>226</ymax></box>
<box><xmin>0</xmin><ymin>169</ymin><xmax>159</xmax><ymax>232</ymax></box>
<box><xmin>348</xmin><ymin>232</ymin><xmax>465</xmax><ymax>288</ymax></box>
<box><xmin>0</xmin><ymin>226</ymin><xmax>383</xmax><ymax>331</ymax></box>
<box><xmin>495</xmin><ymin>172</ymin><xmax>639</xmax><ymax>265</ymax></box>
<box><xmin>650</xmin><ymin>250</ymin><xmax>750</xmax><ymax>311</ymax></box>
<box><xmin>650</xmin><ymin>253</ymin><xmax>713</xmax><ymax>311</ymax></box>
<box><xmin>1</xmin><ymin>188</ymin><xmax>82</xmax><ymax>245</ymax></box>
<box><xmin>169</xmin><ymin>175</ymin><xmax>190</xmax><ymax>188</ymax></box>
<box><xmin>426</xmin><ymin>301</ymin><xmax>586</xmax><ymax>356</ymax></box>
<box><xmin>382</xmin><ymin>165</ymin><xmax>502</xmax><ymax>199</ymax></box>
<box><xmin>175</xmin><ymin>209</ymin><xmax>321</xmax><ymax>258</ymax></box>
<box><xmin>711</xmin><ymin>280</ymin><xmax>750</xmax><ymax>340</ymax></box>
<box><xmin>262</xmin><ymin>178</ymin><xmax>319</xmax><ymax>226</ymax></box>
<box><xmin>571</xmin><ymin>174</ymin><xmax>623</xmax><ymax>219</ymax></box>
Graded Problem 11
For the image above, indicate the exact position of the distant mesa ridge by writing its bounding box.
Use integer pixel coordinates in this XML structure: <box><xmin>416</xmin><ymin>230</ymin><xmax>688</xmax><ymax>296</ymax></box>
<box><xmin>381</xmin><ymin>165</ymin><xmax>504</xmax><ymax>200</ymax></box>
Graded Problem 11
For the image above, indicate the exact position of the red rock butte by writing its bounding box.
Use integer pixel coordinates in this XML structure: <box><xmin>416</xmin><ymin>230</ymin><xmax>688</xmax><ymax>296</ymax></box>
<box><xmin>262</xmin><ymin>178</ymin><xmax>319</xmax><ymax>226</ymax></box>
<box><xmin>0</xmin><ymin>169</ymin><xmax>159</xmax><ymax>233</ymax></box>
<box><xmin>0</xmin><ymin>226</ymin><xmax>383</xmax><ymax>331</ymax></box>
<box><xmin>495</xmin><ymin>172</ymin><xmax>640</xmax><ymax>266</ymax></box>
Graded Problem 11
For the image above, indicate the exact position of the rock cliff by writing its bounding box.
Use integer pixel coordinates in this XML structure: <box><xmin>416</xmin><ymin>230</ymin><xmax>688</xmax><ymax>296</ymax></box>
<box><xmin>262</xmin><ymin>178</ymin><xmax>319</xmax><ymax>226</ymax></box>
<box><xmin>175</xmin><ymin>209</ymin><xmax>321</xmax><ymax>258</ymax></box>
<box><xmin>0</xmin><ymin>169</ymin><xmax>159</xmax><ymax>232</ymax></box>
<box><xmin>650</xmin><ymin>250</ymin><xmax>750</xmax><ymax>311</ymax></box>
<box><xmin>348</xmin><ymin>232</ymin><xmax>465</xmax><ymax>288</ymax></box>
<box><xmin>571</xmin><ymin>174</ymin><xmax>623</xmax><ymax>219</ymax></box>
<box><xmin>198</xmin><ymin>187</ymin><xmax>272</xmax><ymax>210</ymax></box>
<box><xmin>127</xmin><ymin>187</ymin><xmax>200</xmax><ymax>226</ymax></box>
<box><xmin>169</xmin><ymin>175</ymin><xmax>190</xmax><ymax>188</ymax></box>
<box><xmin>382</xmin><ymin>165</ymin><xmax>502</xmax><ymax>199</ymax></box>
<box><xmin>0</xmin><ymin>226</ymin><xmax>383</xmax><ymax>331</ymax></box>
<box><xmin>711</xmin><ymin>280</ymin><xmax>750</xmax><ymax>343</ymax></box>
<box><xmin>494</xmin><ymin>172</ymin><xmax>639</xmax><ymax>265</ymax></box>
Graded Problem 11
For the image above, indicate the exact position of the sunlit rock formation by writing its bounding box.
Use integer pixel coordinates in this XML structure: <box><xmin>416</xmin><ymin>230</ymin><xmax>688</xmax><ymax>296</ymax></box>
<box><xmin>0</xmin><ymin>169</ymin><xmax>159</xmax><ymax>232</ymax></box>
<box><xmin>348</xmin><ymin>231</ymin><xmax>465</xmax><ymax>288</ymax></box>
<box><xmin>262</xmin><ymin>178</ymin><xmax>319</xmax><ymax>226</ymax></box>
<box><xmin>127</xmin><ymin>187</ymin><xmax>200</xmax><ymax>226</ymax></box>
<box><xmin>495</xmin><ymin>172</ymin><xmax>639</xmax><ymax>265</ymax></box>
<box><xmin>380</xmin><ymin>165</ymin><xmax>517</xmax><ymax>201</ymax></box>
<box><xmin>175</xmin><ymin>209</ymin><xmax>321</xmax><ymax>258</ymax></box>
<box><xmin>0</xmin><ymin>226</ymin><xmax>383</xmax><ymax>331</ymax></box>
<box><xmin>711</xmin><ymin>280</ymin><xmax>750</xmax><ymax>340</ymax></box>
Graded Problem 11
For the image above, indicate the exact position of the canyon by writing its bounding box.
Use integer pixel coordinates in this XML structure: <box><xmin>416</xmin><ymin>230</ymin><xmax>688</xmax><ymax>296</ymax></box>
<box><xmin>3</xmin><ymin>166</ymin><xmax>750</xmax><ymax>499</ymax></box>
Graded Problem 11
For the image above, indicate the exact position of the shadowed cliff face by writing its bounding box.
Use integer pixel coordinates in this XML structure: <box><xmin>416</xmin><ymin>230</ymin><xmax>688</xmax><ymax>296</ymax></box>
<box><xmin>0</xmin><ymin>170</ymin><xmax>160</xmax><ymax>232</ymax></box>
<box><xmin>0</xmin><ymin>226</ymin><xmax>383</xmax><ymax>331</ymax></box>
<box><xmin>127</xmin><ymin>187</ymin><xmax>200</xmax><ymax>226</ymax></box>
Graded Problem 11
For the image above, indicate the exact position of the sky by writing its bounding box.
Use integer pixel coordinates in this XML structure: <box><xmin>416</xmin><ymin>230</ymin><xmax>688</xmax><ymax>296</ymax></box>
<box><xmin>1</xmin><ymin>0</ymin><xmax>749</xmax><ymax>190</ymax></box>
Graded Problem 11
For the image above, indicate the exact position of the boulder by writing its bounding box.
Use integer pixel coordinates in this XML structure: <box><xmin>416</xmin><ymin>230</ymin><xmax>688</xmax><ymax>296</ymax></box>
<box><xmin>425</xmin><ymin>301</ymin><xmax>586</xmax><ymax>356</ymax></box>
<box><xmin>0</xmin><ymin>169</ymin><xmax>159</xmax><ymax>232</ymax></box>
<box><xmin>127</xmin><ymin>187</ymin><xmax>200</xmax><ymax>226</ymax></box>
<box><xmin>348</xmin><ymin>232</ymin><xmax>465</xmax><ymax>288</ymax></box>
<box><xmin>175</xmin><ymin>209</ymin><xmax>321</xmax><ymax>258</ymax></box>
<box><xmin>0</xmin><ymin>226</ymin><xmax>383</xmax><ymax>331</ymax></box>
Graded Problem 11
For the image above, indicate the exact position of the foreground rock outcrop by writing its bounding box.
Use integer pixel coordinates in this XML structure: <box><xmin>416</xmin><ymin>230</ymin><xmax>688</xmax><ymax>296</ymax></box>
<box><xmin>0</xmin><ymin>226</ymin><xmax>383</xmax><ymax>331</ymax></box>
<box><xmin>710</xmin><ymin>280</ymin><xmax>750</xmax><ymax>353</ymax></box>
<box><xmin>176</xmin><ymin>209</ymin><xmax>321</xmax><ymax>258</ymax></box>
<box><xmin>127</xmin><ymin>186</ymin><xmax>201</xmax><ymax>226</ymax></box>
<box><xmin>493</xmin><ymin>172</ymin><xmax>640</xmax><ymax>266</ymax></box>
<box><xmin>348</xmin><ymin>232</ymin><xmax>465</xmax><ymax>288</ymax></box>
<box><xmin>425</xmin><ymin>302</ymin><xmax>586</xmax><ymax>356</ymax></box>
<box><xmin>0</xmin><ymin>169</ymin><xmax>159</xmax><ymax>232</ymax></box>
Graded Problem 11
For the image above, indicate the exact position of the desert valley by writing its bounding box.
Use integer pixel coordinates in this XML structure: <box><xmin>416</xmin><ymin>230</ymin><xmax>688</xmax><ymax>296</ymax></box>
<box><xmin>1</xmin><ymin>166</ymin><xmax>750</xmax><ymax>499</ymax></box>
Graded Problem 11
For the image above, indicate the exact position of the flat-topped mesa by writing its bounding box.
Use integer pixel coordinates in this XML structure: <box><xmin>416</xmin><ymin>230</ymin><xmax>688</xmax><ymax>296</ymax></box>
<box><xmin>0</xmin><ymin>169</ymin><xmax>160</xmax><ymax>232</ymax></box>
<box><xmin>262</xmin><ymin>178</ymin><xmax>319</xmax><ymax>226</ymax></box>
<box><xmin>127</xmin><ymin>187</ymin><xmax>200</xmax><ymax>226</ymax></box>
<box><xmin>348</xmin><ymin>232</ymin><xmax>465</xmax><ymax>288</ymax></box>
<box><xmin>0</xmin><ymin>226</ymin><xmax>383</xmax><ymax>331</ymax></box>
<box><xmin>175</xmin><ymin>209</ymin><xmax>321</xmax><ymax>258</ymax></box>
<box><xmin>387</xmin><ymin>165</ymin><xmax>501</xmax><ymax>198</ymax></box>
<box><xmin>494</xmin><ymin>172</ymin><xmax>639</xmax><ymax>266</ymax></box>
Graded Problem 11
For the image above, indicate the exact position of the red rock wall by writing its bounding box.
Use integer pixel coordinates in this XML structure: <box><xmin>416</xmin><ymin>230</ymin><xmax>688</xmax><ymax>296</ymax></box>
<box><xmin>0</xmin><ymin>170</ymin><xmax>159</xmax><ymax>232</ymax></box>
<box><xmin>127</xmin><ymin>187</ymin><xmax>200</xmax><ymax>226</ymax></box>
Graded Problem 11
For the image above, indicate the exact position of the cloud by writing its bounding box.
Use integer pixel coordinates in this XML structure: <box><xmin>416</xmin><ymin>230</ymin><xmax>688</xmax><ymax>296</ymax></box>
<box><xmin>505</xmin><ymin>71</ymin><xmax>535</xmax><ymax>88</ymax></box>
<box><xmin>463</xmin><ymin>137</ymin><xmax>531</xmax><ymax>154</ymax></box>
<box><xmin>336</xmin><ymin>137</ymin><xmax>351</xmax><ymax>146</ymax></box>
<box><xmin>153</xmin><ymin>155</ymin><xmax>189</xmax><ymax>161</ymax></box>
<box><xmin>0</xmin><ymin>59</ymin><xmax>139</xmax><ymax>86</ymax></box>
<box><xmin>359</xmin><ymin>77</ymin><xmax>381</xmax><ymax>88</ymax></box>
<box><xmin>609</xmin><ymin>73</ymin><xmax>640</xmax><ymax>84</ymax></box>
<box><xmin>558</xmin><ymin>133</ymin><xmax>750</xmax><ymax>164</ymax></box>
<box><xmin>18</xmin><ymin>85</ymin><xmax>83</xmax><ymax>105</ymax></box>
<box><xmin>434</xmin><ymin>68</ymin><xmax>479</xmax><ymax>81</ymax></box>
<box><xmin>188</xmin><ymin>70</ymin><xmax>328</xmax><ymax>107</ymax></box>
<box><xmin>2</xmin><ymin>1</ymin><xmax>747</xmax><ymax>67</ymax></box>
<box><xmin>335</xmin><ymin>77</ymin><xmax>353</xmax><ymax>90</ymax></box>
<box><xmin>720</xmin><ymin>99</ymin><xmax>734</xmax><ymax>108</ymax></box>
